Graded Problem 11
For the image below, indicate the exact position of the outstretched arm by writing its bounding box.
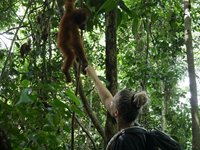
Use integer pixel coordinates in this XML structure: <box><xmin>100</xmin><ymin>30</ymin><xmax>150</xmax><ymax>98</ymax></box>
<box><xmin>85</xmin><ymin>66</ymin><xmax>113</xmax><ymax>113</ymax></box>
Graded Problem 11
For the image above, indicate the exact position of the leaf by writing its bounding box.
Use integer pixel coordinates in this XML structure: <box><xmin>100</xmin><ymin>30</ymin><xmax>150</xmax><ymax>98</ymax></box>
<box><xmin>51</xmin><ymin>99</ymin><xmax>68</xmax><ymax>109</ymax></box>
<box><xmin>15</xmin><ymin>42</ymin><xmax>20</xmax><ymax>48</ymax></box>
<box><xmin>66</xmin><ymin>89</ymin><xmax>81</xmax><ymax>106</ymax></box>
<box><xmin>116</xmin><ymin>9</ymin><xmax>123</xmax><ymax>28</ymax></box>
<box><xmin>16</xmin><ymin>88</ymin><xmax>33</xmax><ymax>105</ymax></box>
<box><xmin>63</xmin><ymin>124</ymin><xmax>70</xmax><ymax>132</ymax></box>
<box><xmin>70</xmin><ymin>105</ymin><xmax>84</xmax><ymax>117</ymax></box>
<box><xmin>119</xmin><ymin>0</ymin><xmax>132</xmax><ymax>17</ymax></box>
<box><xmin>97</xmin><ymin>0</ymin><xmax>120</xmax><ymax>14</ymax></box>
<box><xmin>21</xmin><ymin>80</ymin><xmax>30</xmax><ymax>88</ymax></box>
<box><xmin>132</xmin><ymin>16</ymin><xmax>140</xmax><ymax>35</ymax></box>
<box><xmin>43</xmin><ymin>124</ymin><xmax>54</xmax><ymax>132</ymax></box>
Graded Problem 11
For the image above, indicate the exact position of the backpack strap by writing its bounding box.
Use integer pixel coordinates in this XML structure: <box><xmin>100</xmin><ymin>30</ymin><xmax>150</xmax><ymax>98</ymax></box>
<box><xmin>123</xmin><ymin>126</ymin><xmax>147</xmax><ymax>134</ymax></box>
<box><xmin>106</xmin><ymin>130</ymin><xmax>125</xmax><ymax>150</ymax></box>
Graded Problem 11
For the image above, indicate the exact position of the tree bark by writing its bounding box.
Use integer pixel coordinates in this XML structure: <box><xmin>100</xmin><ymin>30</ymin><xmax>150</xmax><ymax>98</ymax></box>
<box><xmin>104</xmin><ymin>9</ymin><xmax>118</xmax><ymax>147</ymax></box>
<box><xmin>78</xmin><ymin>78</ymin><xmax>105</xmax><ymax>138</ymax></box>
<box><xmin>0</xmin><ymin>128</ymin><xmax>12</xmax><ymax>150</ymax></box>
<box><xmin>160</xmin><ymin>81</ymin><xmax>170</xmax><ymax>131</ymax></box>
<box><xmin>183</xmin><ymin>1</ymin><xmax>200</xmax><ymax>150</ymax></box>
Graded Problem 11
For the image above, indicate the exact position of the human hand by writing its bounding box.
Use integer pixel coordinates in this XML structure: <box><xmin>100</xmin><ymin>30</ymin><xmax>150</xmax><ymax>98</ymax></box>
<box><xmin>85</xmin><ymin>65</ymin><xmax>98</xmax><ymax>80</ymax></box>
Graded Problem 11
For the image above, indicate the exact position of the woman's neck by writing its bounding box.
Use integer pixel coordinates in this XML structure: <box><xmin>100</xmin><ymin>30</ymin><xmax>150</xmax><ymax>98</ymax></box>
<box><xmin>116</xmin><ymin>118</ymin><xmax>132</xmax><ymax>131</ymax></box>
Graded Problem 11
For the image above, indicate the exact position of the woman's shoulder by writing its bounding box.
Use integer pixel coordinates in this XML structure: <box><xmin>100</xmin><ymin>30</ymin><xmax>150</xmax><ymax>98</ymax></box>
<box><xmin>118</xmin><ymin>127</ymin><xmax>146</xmax><ymax>143</ymax></box>
<box><xmin>106</xmin><ymin>126</ymin><xmax>146</xmax><ymax>150</ymax></box>
<box><xmin>114</xmin><ymin>132</ymin><xmax>146</xmax><ymax>150</ymax></box>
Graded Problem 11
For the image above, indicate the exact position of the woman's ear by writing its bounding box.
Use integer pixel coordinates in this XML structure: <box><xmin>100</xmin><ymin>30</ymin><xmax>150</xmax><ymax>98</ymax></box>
<box><xmin>113</xmin><ymin>110</ymin><xmax>119</xmax><ymax>117</ymax></box>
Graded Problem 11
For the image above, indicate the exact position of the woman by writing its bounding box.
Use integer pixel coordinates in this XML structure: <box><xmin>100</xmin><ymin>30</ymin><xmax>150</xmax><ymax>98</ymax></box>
<box><xmin>85</xmin><ymin>66</ymin><xmax>149</xmax><ymax>150</ymax></box>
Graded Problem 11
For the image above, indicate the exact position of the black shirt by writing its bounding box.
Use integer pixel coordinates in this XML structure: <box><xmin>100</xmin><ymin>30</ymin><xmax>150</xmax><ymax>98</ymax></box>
<box><xmin>106</xmin><ymin>127</ymin><xmax>147</xmax><ymax>150</ymax></box>
<box><xmin>113</xmin><ymin>131</ymin><xmax>146</xmax><ymax>150</ymax></box>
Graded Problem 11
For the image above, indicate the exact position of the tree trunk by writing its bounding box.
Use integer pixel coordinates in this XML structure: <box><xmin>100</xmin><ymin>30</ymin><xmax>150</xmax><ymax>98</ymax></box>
<box><xmin>183</xmin><ymin>1</ymin><xmax>200</xmax><ymax>150</ymax></box>
<box><xmin>161</xmin><ymin>81</ymin><xmax>171</xmax><ymax>131</ymax></box>
<box><xmin>160</xmin><ymin>82</ymin><xmax>167</xmax><ymax>131</ymax></box>
<box><xmin>104</xmin><ymin>9</ymin><xmax>118</xmax><ymax>147</ymax></box>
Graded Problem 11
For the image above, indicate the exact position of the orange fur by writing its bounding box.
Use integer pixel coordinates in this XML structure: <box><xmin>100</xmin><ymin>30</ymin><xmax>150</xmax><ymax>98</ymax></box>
<box><xmin>57</xmin><ymin>0</ymin><xmax>89</xmax><ymax>82</ymax></box>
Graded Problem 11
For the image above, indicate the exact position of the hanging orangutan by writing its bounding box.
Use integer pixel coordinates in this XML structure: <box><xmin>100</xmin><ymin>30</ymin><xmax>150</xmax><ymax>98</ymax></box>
<box><xmin>57</xmin><ymin>0</ymin><xmax>89</xmax><ymax>82</ymax></box>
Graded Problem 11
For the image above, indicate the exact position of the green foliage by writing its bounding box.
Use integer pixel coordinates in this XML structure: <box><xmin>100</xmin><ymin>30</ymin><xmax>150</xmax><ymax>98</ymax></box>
<box><xmin>0</xmin><ymin>0</ymin><xmax>19</xmax><ymax>29</ymax></box>
<box><xmin>97</xmin><ymin>0</ymin><xmax>120</xmax><ymax>14</ymax></box>
<box><xmin>0</xmin><ymin>0</ymin><xmax>199</xmax><ymax>149</ymax></box>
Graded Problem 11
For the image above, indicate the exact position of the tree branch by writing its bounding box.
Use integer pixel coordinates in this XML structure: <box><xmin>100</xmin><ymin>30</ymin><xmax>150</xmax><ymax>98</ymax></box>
<box><xmin>0</xmin><ymin>26</ymin><xmax>27</xmax><ymax>35</ymax></box>
<box><xmin>75</xmin><ymin>117</ymin><xmax>97</xmax><ymax>150</ymax></box>
<box><xmin>78</xmin><ymin>78</ymin><xmax>105</xmax><ymax>138</ymax></box>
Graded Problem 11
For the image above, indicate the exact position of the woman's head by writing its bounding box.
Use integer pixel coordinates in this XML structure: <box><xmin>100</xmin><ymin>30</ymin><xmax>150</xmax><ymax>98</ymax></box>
<box><xmin>112</xmin><ymin>89</ymin><xmax>148</xmax><ymax>123</ymax></box>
